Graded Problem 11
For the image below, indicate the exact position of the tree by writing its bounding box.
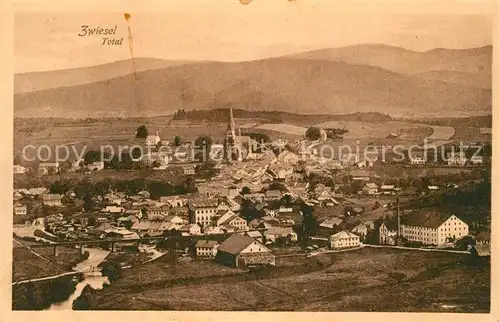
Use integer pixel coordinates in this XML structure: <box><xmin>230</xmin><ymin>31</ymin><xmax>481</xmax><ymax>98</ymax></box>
<box><xmin>135</xmin><ymin>125</ymin><xmax>148</xmax><ymax>139</ymax></box>
<box><xmin>269</xmin><ymin>181</ymin><xmax>286</xmax><ymax>192</ymax></box>
<box><xmin>241</xmin><ymin>186</ymin><xmax>251</xmax><ymax>195</ymax></box>
<box><xmin>241</xmin><ymin>199</ymin><xmax>260</xmax><ymax>222</ymax></box>
<box><xmin>174</xmin><ymin>136</ymin><xmax>182</xmax><ymax>146</ymax></box>
<box><xmin>305</xmin><ymin>126</ymin><xmax>322</xmax><ymax>141</ymax></box>
<box><xmin>131</xmin><ymin>146</ymin><xmax>143</xmax><ymax>161</ymax></box>
<box><xmin>195</xmin><ymin>135</ymin><xmax>213</xmax><ymax>162</ymax></box>
<box><xmin>72</xmin><ymin>285</ymin><xmax>96</xmax><ymax>310</ymax></box>
<box><xmin>83</xmin><ymin>150</ymin><xmax>104</xmax><ymax>165</ymax></box>
<box><xmin>280</xmin><ymin>194</ymin><xmax>293</xmax><ymax>207</ymax></box>
<box><xmin>183</xmin><ymin>177</ymin><xmax>197</xmax><ymax>193</ymax></box>
<box><xmin>100</xmin><ymin>260</ymin><xmax>122</xmax><ymax>281</ymax></box>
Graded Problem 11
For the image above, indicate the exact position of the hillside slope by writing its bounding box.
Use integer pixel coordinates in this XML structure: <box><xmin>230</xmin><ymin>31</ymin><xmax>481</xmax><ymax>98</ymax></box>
<box><xmin>14</xmin><ymin>58</ymin><xmax>197</xmax><ymax>94</ymax></box>
<box><xmin>289</xmin><ymin>44</ymin><xmax>492</xmax><ymax>79</ymax></box>
<box><xmin>14</xmin><ymin>58</ymin><xmax>491</xmax><ymax>118</ymax></box>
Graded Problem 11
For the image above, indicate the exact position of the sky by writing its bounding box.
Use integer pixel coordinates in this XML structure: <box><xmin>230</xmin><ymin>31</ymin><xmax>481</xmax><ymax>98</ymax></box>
<box><xmin>15</xmin><ymin>1</ymin><xmax>495</xmax><ymax>73</ymax></box>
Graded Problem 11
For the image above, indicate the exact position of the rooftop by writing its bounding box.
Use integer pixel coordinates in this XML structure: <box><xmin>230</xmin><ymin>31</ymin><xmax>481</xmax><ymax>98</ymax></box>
<box><xmin>195</xmin><ymin>240</ymin><xmax>219</xmax><ymax>248</ymax></box>
<box><xmin>218</xmin><ymin>234</ymin><xmax>262</xmax><ymax>255</ymax></box>
<box><xmin>401</xmin><ymin>211</ymin><xmax>454</xmax><ymax>229</ymax></box>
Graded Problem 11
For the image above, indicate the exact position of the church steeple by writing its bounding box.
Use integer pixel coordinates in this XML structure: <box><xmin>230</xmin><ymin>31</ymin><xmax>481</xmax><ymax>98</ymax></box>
<box><xmin>227</xmin><ymin>106</ymin><xmax>236</xmax><ymax>137</ymax></box>
<box><xmin>224</xmin><ymin>106</ymin><xmax>241</xmax><ymax>162</ymax></box>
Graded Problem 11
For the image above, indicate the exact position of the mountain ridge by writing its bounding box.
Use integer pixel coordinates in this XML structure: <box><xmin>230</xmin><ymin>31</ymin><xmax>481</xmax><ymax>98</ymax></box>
<box><xmin>14</xmin><ymin>56</ymin><xmax>491</xmax><ymax>119</ymax></box>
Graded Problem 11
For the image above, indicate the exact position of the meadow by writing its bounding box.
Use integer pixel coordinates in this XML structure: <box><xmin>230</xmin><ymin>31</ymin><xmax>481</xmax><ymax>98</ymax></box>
<box><xmin>90</xmin><ymin>247</ymin><xmax>489</xmax><ymax>312</ymax></box>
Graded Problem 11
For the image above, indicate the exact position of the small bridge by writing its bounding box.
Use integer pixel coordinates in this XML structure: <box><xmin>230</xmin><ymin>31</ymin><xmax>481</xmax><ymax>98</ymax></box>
<box><xmin>28</xmin><ymin>236</ymin><xmax>169</xmax><ymax>257</ymax></box>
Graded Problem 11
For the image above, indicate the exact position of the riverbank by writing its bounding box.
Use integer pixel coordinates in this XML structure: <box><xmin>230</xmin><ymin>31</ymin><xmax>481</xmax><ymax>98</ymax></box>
<box><xmin>12</xmin><ymin>247</ymin><xmax>110</xmax><ymax>310</ymax></box>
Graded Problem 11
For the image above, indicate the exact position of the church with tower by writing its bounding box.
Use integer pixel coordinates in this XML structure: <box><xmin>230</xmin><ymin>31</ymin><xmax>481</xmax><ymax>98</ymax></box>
<box><xmin>224</xmin><ymin>106</ymin><xmax>243</xmax><ymax>162</ymax></box>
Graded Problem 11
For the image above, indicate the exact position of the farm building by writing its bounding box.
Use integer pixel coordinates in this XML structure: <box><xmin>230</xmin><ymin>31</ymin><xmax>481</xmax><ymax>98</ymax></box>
<box><xmin>215</xmin><ymin>234</ymin><xmax>275</xmax><ymax>268</ymax></box>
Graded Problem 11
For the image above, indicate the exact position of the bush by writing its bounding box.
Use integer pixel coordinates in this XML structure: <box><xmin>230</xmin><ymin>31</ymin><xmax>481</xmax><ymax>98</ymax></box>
<box><xmin>135</xmin><ymin>125</ymin><xmax>148</xmax><ymax>139</ymax></box>
<box><xmin>305</xmin><ymin>126</ymin><xmax>322</xmax><ymax>140</ymax></box>
<box><xmin>72</xmin><ymin>285</ymin><xmax>96</xmax><ymax>310</ymax></box>
<box><xmin>100</xmin><ymin>261</ymin><xmax>122</xmax><ymax>281</ymax></box>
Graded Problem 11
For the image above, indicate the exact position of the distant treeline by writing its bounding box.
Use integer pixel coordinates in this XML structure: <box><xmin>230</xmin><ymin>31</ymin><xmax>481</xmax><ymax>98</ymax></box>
<box><xmin>403</xmin><ymin>115</ymin><xmax>492</xmax><ymax>128</ymax></box>
<box><xmin>172</xmin><ymin>108</ymin><xmax>393</xmax><ymax>124</ymax></box>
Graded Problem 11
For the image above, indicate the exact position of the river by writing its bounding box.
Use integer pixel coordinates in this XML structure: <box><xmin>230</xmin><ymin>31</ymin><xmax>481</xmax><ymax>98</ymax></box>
<box><xmin>47</xmin><ymin>248</ymin><xmax>110</xmax><ymax>310</ymax></box>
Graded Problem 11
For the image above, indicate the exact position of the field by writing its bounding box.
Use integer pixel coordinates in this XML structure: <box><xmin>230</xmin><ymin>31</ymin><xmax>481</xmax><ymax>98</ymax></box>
<box><xmin>12</xmin><ymin>244</ymin><xmax>82</xmax><ymax>281</ymax></box>
<box><xmin>317</xmin><ymin>121</ymin><xmax>432</xmax><ymax>140</ymax></box>
<box><xmin>427</xmin><ymin>126</ymin><xmax>456</xmax><ymax>140</ymax></box>
<box><xmin>255</xmin><ymin>123</ymin><xmax>308</xmax><ymax>136</ymax></box>
<box><xmin>91</xmin><ymin>248</ymin><xmax>489</xmax><ymax>312</ymax></box>
<box><xmin>14</xmin><ymin>117</ymin><xmax>260</xmax><ymax>160</ymax></box>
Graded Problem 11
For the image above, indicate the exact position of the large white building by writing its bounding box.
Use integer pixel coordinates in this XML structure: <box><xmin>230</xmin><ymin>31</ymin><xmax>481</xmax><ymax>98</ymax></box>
<box><xmin>400</xmin><ymin>212</ymin><xmax>469</xmax><ymax>245</ymax></box>
<box><xmin>329</xmin><ymin>230</ymin><xmax>361</xmax><ymax>249</ymax></box>
<box><xmin>188</xmin><ymin>198</ymin><xmax>219</xmax><ymax>227</ymax></box>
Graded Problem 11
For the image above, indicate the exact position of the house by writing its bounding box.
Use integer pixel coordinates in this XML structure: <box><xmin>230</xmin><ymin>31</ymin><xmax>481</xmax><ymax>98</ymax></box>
<box><xmin>264</xmin><ymin>226</ymin><xmax>297</xmax><ymax>243</ymax></box>
<box><xmin>446</xmin><ymin>152</ymin><xmax>467</xmax><ymax>166</ymax></box>
<box><xmin>408</xmin><ymin>151</ymin><xmax>426</xmax><ymax>164</ymax></box>
<box><xmin>380</xmin><ymin>185</ymin><xmax>395</xmax><ymax>195</ymax></box>
<box><xmin>276</xmin><ymin>151</ymin><xmax>299</xmax><ymax>165</ymax></box>
<box><xmin>341</xmin><ymin>153</ymin><xmax>359</xmax><ymax>166</ymax></box>
<box><xmin>351</xmin><ymin>223</ymin><xmax>371</xmax><ymax>239</ymax></box>
<box><xmin>39</xmin><ymin>162</ymin><xmax>60</xmax><ymax>174</ymax></box>
<box><xmin>182</xmin><ymin>165</ymin><xmax>196</xmax><ymax>175</ymax></box>
<box><xmin>105</xmin><ymin>228</ymin><xmax>139</xmax><ymax>240</ymax></box>
<box><xmin>145</xmin><ymin>131</ymin><xmax>161</xmax><ymax>146</ymax></box>
<box><xmin>87</xmin><ymin>161</ymin><xmax>105</xmax><ymax>171</ymax></box>
<box><xmin>104</xmin><ymin>193</ymin><xmax>125</xmax><ymax>205</ymax></box>
<box><xmin>103</xmin><ymin>205</ymin><xmax>125</xmax><ymax>214</ymax></box>
<box><xmin>351</xmin><ymin>170</ymin><xmax>370</xmax><ymax>181</ymax></box>
<box><xmin>14</xmin><ymin>203</ymin><xmax>28</xmax><ymax>216</ymax></box>
<box><xmin>362</xmin><ymin>183</ymin><xmax>378</xmax><ymax>195</ymax></box>
<box><xmin>216</xmin><ymin>210</ymin><xmax>248</xmax><ymax>231</ymax></box>
<box><xmin>265</xmin><ymin>190</ymin><xmax>282</xmax><ymax>201</ymax></box>
<box><xmin>179</xmin><ymin>223</ymin><xmax>202</xmax><ymax>236</ymax></box>
<box><xmin>71</xmin><ymin>158</ymin><xmax>84</xmax><ymax>170</ymax></box>
<box><xmin>319</xmin><ymin>217</ymin><xmax>343</xmax><ymax>229</ymax></box>
<box><xmin>28</xmin><ymin>187</ymin><xmax>48</xmax><ymax>196</ymax></box>
<box><xmin>170</xmin><ymin>206</ymin><xmax>189</xmax><ymax>218</ymax></box>
<box><xmin>13</xmin><ymin>165</ymin><xmax>27</xmax><ymax>174</ymax></box>
<box><xmin>215</xmin><ymin>234</ymin><xmax>275</xmax><ymax>268</ymax></box>
<box><xmin>400</xmin><ymin>212</ymin><xmax>469</xmax><ymax>245</ymax></box>
<box><xmin>130</xmin><ymin>221</ymin><xmax>154</xmax><ymax>235</ymax></box>
<box><xmin>13</xmin><ymin>190</ymin><xmax>23</xmax><ymax>201</ymax></box>
<box><xmin>244</xmin><ymin>230</ymin><xmax>264</xmax><ymax>243</ymax></box>
<box><xmin>195</xmin><ymin>240</ymin><xmax>219</xmax><ymax>257</ymax></box>
<box><xmin>160</xmin><ymin>196</ymin><xmax>185</xmax><ymax>208</ymax></box>
<box><xmin>164</xmin><ymin>215</ymin><xmax>185</xmax><ymax>225</ymax></box>
<box><xmin>117</xmin><ymin>215</ymin><xmax>140</xmax><ymax>227</ymax></box>
<box><xmin>356</xmin><ymin>160</ymin><xmax>373</xmax><ymax>168</ymax></box>
<box><xmin>475</xmin><ymin>231</ymin><xmax>490</xmax><ymax>246</ymax></box>
<box><xmin>42</xmin><ymin>194</ymin><xmax>63</xmax><ymax>206</ymax></box>
<box><xmin>204</xmin><ymin>225</ymin><xmax>225</xmax><ymax>235</ymax></box>
<box><xmin>268</xmin><ymin>164</ymin><xmax>294</xmax><ymax>179</ymax></box>
<box><xmin>379</xmin><ymin>222</ymin><xmax>398</xmax><ymax>245</ymax></box>
<box><xmin>147</xmin><ymin>205</ymin><xmax>170</xmax><ymax>219</ymax></box>
<box><xmin>329</xmin><ymin>231</ymin><xmax>361</xmax><ymax>249</ymax></box>
<box><xmin>217</xmin><ymin>197</ymin><xmax>241</xmax><ymax>212</ymax></box>
<box><xmin>470</xmin><ymin>155</ymin><xmax>484</xmax><ymax>165</ymax></box>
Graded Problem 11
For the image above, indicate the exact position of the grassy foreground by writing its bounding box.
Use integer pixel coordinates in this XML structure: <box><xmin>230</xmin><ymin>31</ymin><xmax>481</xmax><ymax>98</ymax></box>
<box><xmin>91</xmin><ymin>248</ymin><xmax>490</xmax><ymax>312</ymax></box>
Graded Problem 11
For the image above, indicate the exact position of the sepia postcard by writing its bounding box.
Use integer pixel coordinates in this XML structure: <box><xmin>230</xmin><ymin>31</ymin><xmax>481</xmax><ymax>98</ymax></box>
<box><xmin>1</xmin><ymin>0</ymin><xmax>498</xmax><ymax>321</ymax></box>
